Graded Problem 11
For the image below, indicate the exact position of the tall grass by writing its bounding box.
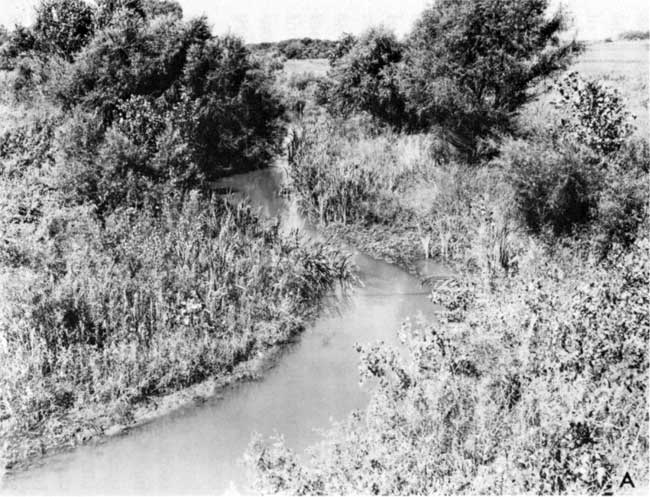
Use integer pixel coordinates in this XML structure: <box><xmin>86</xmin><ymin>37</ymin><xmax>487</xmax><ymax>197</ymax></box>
<box><xmin>286</xmin><ymin>116</ymin><xmax>435</xmax><ymax>225</ymax></box>
<box><xmin>0</xmin><ymin>191</ymin><xmax>352</xmax><ymax>461</ymax></box>
<box><xmin>284</xmin><ymin>114</ymin><xmax>520</xmax><ymax>282</ymax></box>
<box><xmin>0</xmin><ymin>95</ymin><xmax>354</xmax><ymax>465</ymax></box>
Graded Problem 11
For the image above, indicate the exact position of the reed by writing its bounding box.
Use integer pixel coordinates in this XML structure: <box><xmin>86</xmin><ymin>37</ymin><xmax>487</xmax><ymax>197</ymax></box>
<box><xmin>0</xmin><ymin>187</ymin><xmax>353</xmax><ymax>464</ymax></box>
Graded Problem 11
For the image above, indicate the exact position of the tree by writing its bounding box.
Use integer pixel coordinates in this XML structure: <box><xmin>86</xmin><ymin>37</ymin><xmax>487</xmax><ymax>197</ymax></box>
<box><xmin>0</xmin><ymin>25</ymin><xmax>36</xmax><ymax>68</ymax></box>
<box><xmin>57</xmin><ymin>11</ymin><xmax>211</xmax><ymax>120</ymax></box>
<box><xmin>402</xmin><ymin>0</ymin><xmax>577</xmax><ymax>156</ymax></box>
<box><xmin>33</xmin><ymin>0</ymin><xmax>95</xmax><ymax>59</ymax></box>
<box><xmin>326</xmin><ymin>27</ymin><xmax>408</xmax><ymax>128</ymax></box>
<box><xmin>328</xmin><ymin>32</ymin><xmax>357</xmax><ymax>65</ymax></box>
<box><xmin>180</xmin><ymin>35</ymin><xmax>284</xmax><ymax>178</ymax></box>
<box><xmin>45</xmin><ymin>3</ymin><xmax>282</xmax><ymax>209</ymax></box>
<box><xmin>94</xmin><ymin>0</ymin><xmax>183</xmax><ymax>28</ymax></box>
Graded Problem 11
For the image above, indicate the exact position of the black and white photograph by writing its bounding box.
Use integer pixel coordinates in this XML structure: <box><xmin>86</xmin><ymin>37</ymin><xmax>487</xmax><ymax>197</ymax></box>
<box><xmin>0</xmin><ymin>0</ymin><xmax>648</xmax><ymax>494</ymax></box>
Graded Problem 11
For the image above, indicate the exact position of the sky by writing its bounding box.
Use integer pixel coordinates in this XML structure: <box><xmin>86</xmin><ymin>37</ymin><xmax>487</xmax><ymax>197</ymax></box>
<box><xmin>1</xmin><ymin>0</ymin><xmax>649</xmax><ymax>43</ymax></box>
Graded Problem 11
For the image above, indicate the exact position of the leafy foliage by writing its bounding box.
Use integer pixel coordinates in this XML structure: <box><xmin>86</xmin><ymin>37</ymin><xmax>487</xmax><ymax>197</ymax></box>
<box><xmin>33</xmin><ymin>0</ymin><xmax>95</xmax><ymax>59</ymax></box>
<box><xmin>248</xmin><ymin>236</ymin><xmax>650</xmax><ymax>494</ymax></box>
<box><xmin>502</xmin><ymin>74</ymin><xmax>648</xmax><ymax>249</ymax></box>
<box><xmin>323</xmin><ymin>27</ymin><xmax>408</xmax><ymax>128</ymax></box>
<box><xmin>499</xmin><ymin>137</ymin><xmax>595</xmax><ymax>235</ymax></box>
<box><xmin>0</xmin><ymin>192</ymin><xmax>353</xmax><ymax>460</ymax></box>
<box><xmin>327</xmin><ymin>32</ymin><xmax>357</xmax><ymax>65</ymax></box>
<box><xmin>0</xmin><ymin>0</ymin><xmax>317</xmax><ymax>467</ymax></box>
<box><xmin>402</xmin><ymin>0</ymin><xmax>577</xmax><ymax>155</ymax></box>
<box><xmin>4</xmin><ymin>1</ymin><xmax>283</xmax><ymax>210</ymax></box>
<box><xmin>179</xmin><ymin>35</ymin><xmax>284</xmax><ymax>177</ymax></box>
<box><xmin>555</xmin><ymin>72</ymin><xmax>634</xmax><ymax>156</ymax></box>
<box><xmin>285</xmin><ymin>115</ymin><xmax>434</xmax><ymax>225</ymax></box>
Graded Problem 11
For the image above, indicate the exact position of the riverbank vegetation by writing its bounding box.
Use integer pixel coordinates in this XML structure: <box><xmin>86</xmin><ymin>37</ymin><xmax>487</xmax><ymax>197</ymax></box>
<box><xmin>248</xmin><ymin>0</ymin><xmax>649</xmax><ymax>493</ymax></box>
<box><xmin>0</xmin><ymin>0</ymin><xmax>352</xmax><ymax>468</ymax></box>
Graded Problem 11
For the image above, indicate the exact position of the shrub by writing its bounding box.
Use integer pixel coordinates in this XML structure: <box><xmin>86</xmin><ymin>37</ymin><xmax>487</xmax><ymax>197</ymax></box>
<box><xmin>499</xmin><ymin>136</ymin><xmax>596</xmax><ymax>235</ymax></box>
<box><xmin>402</xmin><ymin>0</ymin><xmax>577</xmax><ymax>156</ymax></box>
<box><xmin>20</xmin><ymin>6</ymin><xmax>283</xmax><ymax>208</ymax></box>
<box><xmin>55</xmin><ymin>11</ymin><xmax>211</xmax><ymax>120</ymax></box>
<box><xmin>503</xmin><ymin>72</ymin><xmax>648</xmax><ymax>249</ymax></box>
<box><xmin>592</xmin><ymin>137</ymin><xmax>650</xmax><ymax>255</ymax></box>
<box><xmin>324</xmin><ymin>27</ymin><xmax>409</xmax><ymax>129</ymax></box>
<box><xmin>179</xmin><ymin>35</ymin><xmax>284</xmax><ymax>178</ymax></box>
<box><xmin>33</xmin><ymin>0</ymin><xmax>95</xmax><ymax>59</ymax></box>
<box><xmin>555</xmin><ymin>72</ymin><xmax>634</xmax><ymax>156</ymax></box>
<box><xmin>327</xmin><ymin>32</ymin><xmax>357</xmax><ymax>65</ymax></box>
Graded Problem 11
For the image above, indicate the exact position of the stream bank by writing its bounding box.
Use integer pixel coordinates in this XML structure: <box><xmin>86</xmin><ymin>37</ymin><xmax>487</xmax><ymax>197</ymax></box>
<box><xmin>1</xmin><ymin>165</ymin><xmax>444</xmax><ymax>495</ymax></box>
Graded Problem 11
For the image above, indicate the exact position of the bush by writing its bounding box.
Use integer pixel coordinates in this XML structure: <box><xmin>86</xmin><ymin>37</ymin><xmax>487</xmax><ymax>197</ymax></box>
<box><xmin>324</xmin><ymin>27</ymin><xmax>409</xmax><ymax>129</ymax></box>
<box><xmin>33</xmin><ymin>0</ymin><xmax>95</xmax><ymax>59</ymax></box>
<box><xmin>592</xmin><ymin>139</ymin><xmax>649</xmax><ymax>255</ymax></box>
<box><xmin>179</xmin><ymin>35</ymin><xmax>284</xmax><ymax>178</ymax></box>
<box><xmin>10</xmin><ymin>6</ymin><xmax>284</xmax><ymax>210</ymax></box>
<box><xmin>555</xmin><ymin>72</ymin><xmax>634</xmax><ymax>156</ymax></box>
<box><xmin>402</xmin><ymin>0</ymin><xmax>577</xmax><ymax>156</ymax></box>
<box><xmin>503</xmin><ymin>72</ymin><xmax>648</xmax><ymax>249</ymax></box>
<box><xmin>499</xmin><ymin>137</ymin><xmax>596</xmax><ymax>235</ymax></box>
<box><xmin>54</xmin><ymin>11</ymin><xmax>211</xmax><ymax>120</ymax></box>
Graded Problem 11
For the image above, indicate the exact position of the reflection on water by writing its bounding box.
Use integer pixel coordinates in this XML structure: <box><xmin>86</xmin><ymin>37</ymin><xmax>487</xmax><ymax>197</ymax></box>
<box><xmin>2</xmin><ymin>164</ymin><xmax>440</xmax><ymax>495</ymax></box>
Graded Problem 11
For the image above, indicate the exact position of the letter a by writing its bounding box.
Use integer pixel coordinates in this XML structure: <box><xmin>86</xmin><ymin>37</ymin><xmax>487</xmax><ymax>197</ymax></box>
<box><xmin>620</xmin><ymin>472</ymin><xmax>635</xmax><ymax>489</ymax></box>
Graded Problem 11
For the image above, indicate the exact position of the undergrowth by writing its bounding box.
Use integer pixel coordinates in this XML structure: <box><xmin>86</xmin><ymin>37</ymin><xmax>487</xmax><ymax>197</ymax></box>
<box><xmin>247</xmin><ymin>233</ymin><xmax>649</xmax><ymax>494</ymax></box>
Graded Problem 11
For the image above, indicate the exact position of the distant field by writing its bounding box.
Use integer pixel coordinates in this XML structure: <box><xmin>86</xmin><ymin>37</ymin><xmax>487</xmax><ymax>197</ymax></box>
<box><xmin>524</xmin><ymin>40</ymin><xmax>649</xmax><ymax>135</ymax></box>
<box><xmin>576</xmin><ymin>40</ymin><xmax>649</xmax><ymax>77</ymax></box>
<box><xmin>575</xmin><ymin>41</ymin><xmax>649</xmax><ymax>131</ymax></box>
<box><xmin>283</xmin><ymin>58</ymin><xmax>329</xmax><ymax>77</ymax></box>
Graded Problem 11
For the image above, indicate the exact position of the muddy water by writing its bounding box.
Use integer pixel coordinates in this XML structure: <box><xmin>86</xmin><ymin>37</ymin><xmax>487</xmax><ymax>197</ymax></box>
<box><xmin>2</xmin><ymin>165</ymin><xmax>442</xmax><ymax>495</ymax></box>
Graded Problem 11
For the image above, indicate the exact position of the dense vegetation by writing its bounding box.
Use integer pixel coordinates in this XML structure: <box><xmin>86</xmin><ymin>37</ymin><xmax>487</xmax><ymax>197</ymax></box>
<box><xmin>1</xmin><ymin>0</ymin><xmax>647</xmax><ymax>491</ymax></box>
<box><xmin>248</xmin><ymin>0</ymin><xmax>649</xmax><ymax>493</ymax></box>
<box><xmin>316</xmin><ymin>0</ymin><xmax>578</xmax><ymax>157</ymax></box>
<box><xmin>0</xmin><ymin>0</ymin><xmax>350</xmax><ymax>468</ymax></box>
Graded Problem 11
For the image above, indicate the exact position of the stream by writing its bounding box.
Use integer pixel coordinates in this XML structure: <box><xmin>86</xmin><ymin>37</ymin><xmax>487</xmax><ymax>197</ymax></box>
<box><xmin>1</xmin><ymin>164</ymin><xmax>445</xmax><ymax>495</ymax></box>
